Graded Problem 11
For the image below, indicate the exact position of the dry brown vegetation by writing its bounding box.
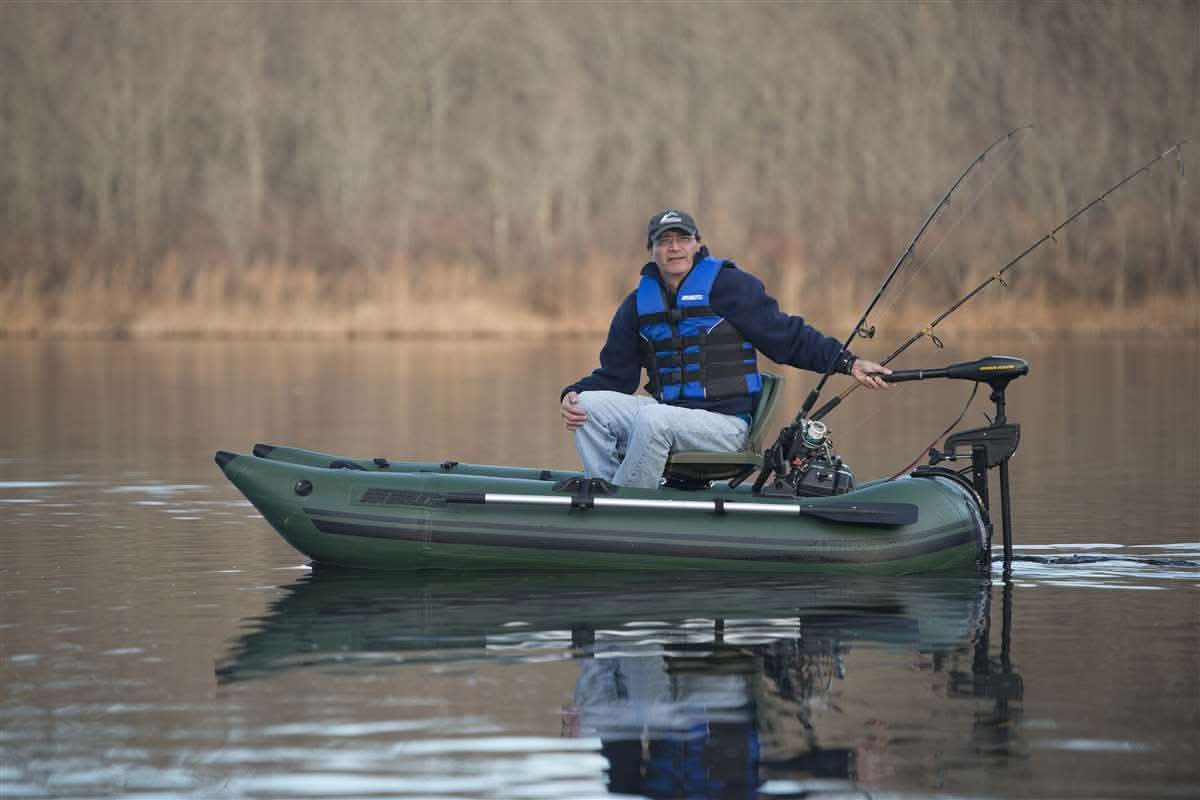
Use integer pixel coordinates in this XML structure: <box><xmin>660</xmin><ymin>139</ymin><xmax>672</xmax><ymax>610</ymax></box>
<box><xmin>1</xmin><ymin>1</ymin><xmax>1196</xmax><ymax>337</ymax></box>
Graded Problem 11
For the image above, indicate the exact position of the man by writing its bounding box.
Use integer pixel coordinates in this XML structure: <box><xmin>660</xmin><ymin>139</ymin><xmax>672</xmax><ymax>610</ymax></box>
<box><xmin>560</xmin><ymin>209</ymin><xmax>891</xmax><ymax>489</ymax></box>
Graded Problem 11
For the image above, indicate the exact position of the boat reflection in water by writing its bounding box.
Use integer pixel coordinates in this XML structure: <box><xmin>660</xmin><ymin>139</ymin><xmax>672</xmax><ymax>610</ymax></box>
<box><xmin>217</xmin><ymin>571</ymin><xmax>1022</xmax><ymax>797</ymax></box>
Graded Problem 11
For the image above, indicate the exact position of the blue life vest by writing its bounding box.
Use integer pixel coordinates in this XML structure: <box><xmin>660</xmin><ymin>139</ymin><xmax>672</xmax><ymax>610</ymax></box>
<box><xmin>636</xmin><ymin>257</ymin><xmax>762</xmax><ymax>404</ymax></box>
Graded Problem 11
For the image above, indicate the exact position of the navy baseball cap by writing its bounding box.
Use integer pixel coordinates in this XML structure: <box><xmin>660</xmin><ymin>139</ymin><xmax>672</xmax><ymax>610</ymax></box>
<box><xmin>646</xmin><ymin>209</ymin><xmax>700</xmax><ymax>248</ymax></box>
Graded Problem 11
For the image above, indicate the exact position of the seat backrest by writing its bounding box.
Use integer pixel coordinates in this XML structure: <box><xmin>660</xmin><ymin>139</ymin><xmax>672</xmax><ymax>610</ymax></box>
<box><xmin>745</xmin><ymin>371</ymin><xmax>783</xmax><ymax>454</ymax></box>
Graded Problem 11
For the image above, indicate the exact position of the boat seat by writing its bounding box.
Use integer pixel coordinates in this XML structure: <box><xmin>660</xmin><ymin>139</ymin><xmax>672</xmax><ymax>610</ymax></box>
<box><xmin>663</xmin><ymin>372</ymin><xmax>784</xmax><ymax>488</ymax></box>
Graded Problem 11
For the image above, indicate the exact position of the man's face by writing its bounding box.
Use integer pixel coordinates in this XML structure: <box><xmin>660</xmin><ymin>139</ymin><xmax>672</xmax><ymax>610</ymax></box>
<box><xmin>652</xmin><ymin>230</ymin><xmax>701</xmax><ymax>284</ymax></box>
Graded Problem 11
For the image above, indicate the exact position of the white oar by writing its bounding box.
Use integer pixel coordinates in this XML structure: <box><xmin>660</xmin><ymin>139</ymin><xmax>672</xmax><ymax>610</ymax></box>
<box><xmin>444</xmin><ymin>492</ymin><xmax>917</xmax><ymax>527</ymax></box>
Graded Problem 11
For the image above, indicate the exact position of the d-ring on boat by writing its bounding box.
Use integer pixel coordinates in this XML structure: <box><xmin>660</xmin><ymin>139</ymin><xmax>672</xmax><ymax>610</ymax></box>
<box><xmin>214</xmin><ymin>355</ymin><xmax>1028</xmax><ymax>576</ymax></box>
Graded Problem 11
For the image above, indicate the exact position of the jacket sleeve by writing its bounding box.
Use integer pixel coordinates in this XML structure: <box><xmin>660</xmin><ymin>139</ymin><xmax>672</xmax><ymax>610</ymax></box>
<box><xmin>561</xmin><ymin>292</ymin><xmax>644</xmax><ymax>398</ymax></box>
<box><xmin>711</xmin><ymin>265</ymin><xmax>854</xmax><ymax>374</ymax></box>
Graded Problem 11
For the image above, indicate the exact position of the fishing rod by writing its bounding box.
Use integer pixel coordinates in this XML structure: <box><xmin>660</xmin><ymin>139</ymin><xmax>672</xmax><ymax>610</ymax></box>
<box><xmin>752</xmin><ymin>125</ymin><xmax>1032</xmax><ymax>494</ymax></box>
<box><xmin>797</xmin><ymin>125</ymin><xmax>1032</xmax><ymax>421</ymax></box>
<box><xmin>809</xmin><ymin>137</ymin><xmax>1189</xmax><ymax>423</ymax></box>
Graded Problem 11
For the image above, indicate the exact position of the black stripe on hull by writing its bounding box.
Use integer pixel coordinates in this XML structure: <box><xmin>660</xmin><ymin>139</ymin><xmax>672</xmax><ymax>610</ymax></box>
<box><xmin>303</xmin><ymin>508</ymin><xmax>974</xmax><ymax>565</ymax></box>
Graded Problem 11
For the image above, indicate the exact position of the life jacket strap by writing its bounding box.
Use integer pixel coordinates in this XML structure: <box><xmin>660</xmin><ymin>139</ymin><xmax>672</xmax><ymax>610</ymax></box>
<box><xmin>652</xmin><ymin>360</ymin><xmax>757</xmax><ymax>388</ymax></box>
<box><xmin>637</xmin><ymin>305</ymin><xmax>716</xmax><ymax>326</ymax></box>
<box><xmin>652</xmin><ymin>342</ymin><xmax>753</xmax><ymax>371</ymax></box>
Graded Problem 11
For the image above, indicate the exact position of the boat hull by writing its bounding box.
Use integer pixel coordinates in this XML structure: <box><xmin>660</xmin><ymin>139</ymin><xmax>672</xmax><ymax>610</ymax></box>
<box><xmin>216</xmin><ymin>446</ymin><xmax>989</xmax><ymax>575</ymax></box>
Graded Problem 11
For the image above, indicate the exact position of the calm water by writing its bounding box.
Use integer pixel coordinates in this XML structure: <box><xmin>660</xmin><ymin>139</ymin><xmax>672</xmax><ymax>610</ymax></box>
<box><xmin>1</xmin><ymin>337</ymin><xmax>1197</xmax><ymax>799</ymax></box>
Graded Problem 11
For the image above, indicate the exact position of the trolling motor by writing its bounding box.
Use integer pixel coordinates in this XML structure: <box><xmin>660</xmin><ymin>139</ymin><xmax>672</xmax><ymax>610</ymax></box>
<box><xmin>888</xmin><ymin>355</ymin><xmax>1029</xmax><ymax>574</ymax></box>
<box><xmin>754</xmin><ymin>355</ymin><xmax>1028</xmax><ymax>572</ymax></box>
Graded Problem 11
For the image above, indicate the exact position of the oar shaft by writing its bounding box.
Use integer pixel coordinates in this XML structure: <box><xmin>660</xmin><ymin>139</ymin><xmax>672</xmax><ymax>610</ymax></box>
<box><xmin>478</xmin><ymin>493</ymin><xmax>818</xmax><ymax>515</ymax></box>
<box><xmin>446</xmin><ymin>492</ymin><xmax>915</xmax><ymax>525</ymax></box>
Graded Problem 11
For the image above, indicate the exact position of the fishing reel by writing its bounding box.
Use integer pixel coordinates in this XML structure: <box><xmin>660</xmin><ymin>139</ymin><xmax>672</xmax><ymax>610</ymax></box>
<box><xmin>759</xmin><ymin>418</ymin><xmax>855</xmax><ymax>498</ymax></box>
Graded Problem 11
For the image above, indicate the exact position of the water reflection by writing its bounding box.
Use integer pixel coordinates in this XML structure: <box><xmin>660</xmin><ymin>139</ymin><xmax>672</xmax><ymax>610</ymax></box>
<box><xmin>948</xmin><ymin>582</ymin><xmax>1024</xmax><ymax>763</ymax></box>
<box><xmin>218</xmin><ymin>572</ymin><xmax>1023</xmax><ymax>797</ymax></box>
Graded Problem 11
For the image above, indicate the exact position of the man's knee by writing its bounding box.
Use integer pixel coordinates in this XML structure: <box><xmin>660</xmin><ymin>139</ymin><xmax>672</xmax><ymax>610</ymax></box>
<box><xmin>575</xmin><ymin>390</ymin><xmax>619</xmax><ymax>416</ymax></box>
<box><xmin>578</xmin><ymin>391</ymin><xmax>651</xmax><ymax>424</ymax></box>
<box><xmin>573</xmin><ymin>392</ymin><xmax>606</xmax><ymax>431</ymax></box>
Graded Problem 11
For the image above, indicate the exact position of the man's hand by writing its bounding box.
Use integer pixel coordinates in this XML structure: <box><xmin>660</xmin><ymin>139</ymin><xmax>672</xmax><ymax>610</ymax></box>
<box><xmin>561</xmin><ymin>391</ymin><xmax>588</xmax><ymax>431</ymax></box>
<box><xmin>851</xmin><ymin>358</ymin><xmax>893</xmax><ymax>390</ymax></box>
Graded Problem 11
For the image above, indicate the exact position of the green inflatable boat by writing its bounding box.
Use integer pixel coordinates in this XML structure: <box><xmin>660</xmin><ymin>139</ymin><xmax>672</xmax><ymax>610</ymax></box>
<box><xmin>214</xmin><ymin>445</ymin><xmax>988</xmax><ymax>575</ymax></box>
<box><xmin>215</xmin><ymin>357</ymin><xmax>1027</xmax><ymax>577</ymax></box>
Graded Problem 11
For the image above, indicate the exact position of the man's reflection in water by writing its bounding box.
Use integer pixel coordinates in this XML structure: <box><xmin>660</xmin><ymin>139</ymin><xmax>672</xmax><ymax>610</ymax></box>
<box><xmin>564</xmin><ymin>644</ymin><xmax>762</xmax><ymax>797</ymax></box>
<box><xmin>563</xmin><ymin>634</ymin><xmax>858</xmax><ymax>798</ymax></box>
<box><xmin>562</xmin><ymin>593</ymin><xmax>1022</xmax><ymax>798</ymax></box>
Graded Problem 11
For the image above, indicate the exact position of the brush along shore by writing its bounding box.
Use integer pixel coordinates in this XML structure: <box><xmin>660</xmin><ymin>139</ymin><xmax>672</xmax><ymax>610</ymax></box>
<box><xmin>2</xmin><ymin>259</ymin><xmax>1196</xmax><ymax>339</ymax></box>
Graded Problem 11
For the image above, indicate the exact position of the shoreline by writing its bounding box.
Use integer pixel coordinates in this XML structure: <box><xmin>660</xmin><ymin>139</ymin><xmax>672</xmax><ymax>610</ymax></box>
<box><xmin>3</xmin><ymin>261</ymin><xmax>1196</xmax><ymax>340</ymax></box>
<box><xmin>2</xmin><ymin>297</ymin><xmax>1196</xmax><ymax>340</ymax></box>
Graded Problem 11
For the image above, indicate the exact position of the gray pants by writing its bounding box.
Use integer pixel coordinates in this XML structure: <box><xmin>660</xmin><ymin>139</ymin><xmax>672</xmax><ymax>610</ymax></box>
<box><xmin>572</xmin><ymin>391</ymin><xmax>749</xmax><ymax>489</ymax></box>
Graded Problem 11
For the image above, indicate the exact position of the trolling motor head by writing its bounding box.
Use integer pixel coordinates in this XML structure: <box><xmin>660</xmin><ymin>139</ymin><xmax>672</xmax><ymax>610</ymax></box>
<box><xmin>885</xmin><ymin>355</ymin><xmax>1028</xmax><ymax>430</ymax></box>
<box><xmin>882</xmin><ymin>355</ymin><xmax>1028</xmax><ymax>392</ymax></box>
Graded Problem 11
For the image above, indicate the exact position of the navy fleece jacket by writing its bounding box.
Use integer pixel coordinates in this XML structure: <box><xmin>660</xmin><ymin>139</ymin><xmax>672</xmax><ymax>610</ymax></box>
<box><xmin>562</xmin><ymin>253</ymin><xmax>854</xmax><ymax>418</ymax></box>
